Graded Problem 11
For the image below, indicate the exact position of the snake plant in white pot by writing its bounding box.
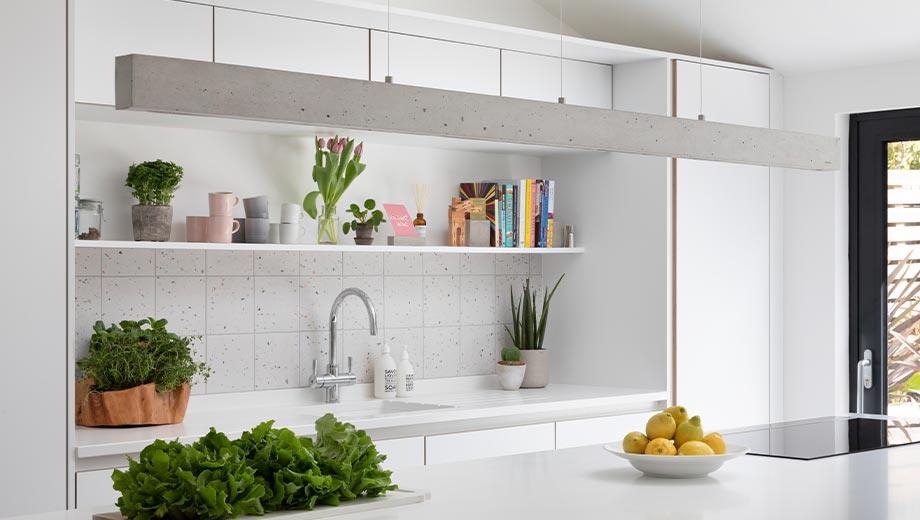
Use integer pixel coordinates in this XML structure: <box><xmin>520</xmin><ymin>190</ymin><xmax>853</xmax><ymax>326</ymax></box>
<box><xmin>504</xmin><ymin>274</ymin><xmax>564</xmax><ymax>388</ymax></box>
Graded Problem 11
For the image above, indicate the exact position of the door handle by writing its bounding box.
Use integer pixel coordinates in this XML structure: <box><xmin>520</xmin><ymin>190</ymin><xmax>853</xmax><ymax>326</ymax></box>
<box><xmin>856</xmin><ymin>349</ymin><xmax>873</xmax><ymax>414</ymax></box>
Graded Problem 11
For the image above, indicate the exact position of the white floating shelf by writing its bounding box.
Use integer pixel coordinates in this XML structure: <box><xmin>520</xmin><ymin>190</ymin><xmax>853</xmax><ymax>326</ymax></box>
<box><xmin>75</xmin><ymin>240</ymin><xmax>584</xmax><ymax>254</ymax></box>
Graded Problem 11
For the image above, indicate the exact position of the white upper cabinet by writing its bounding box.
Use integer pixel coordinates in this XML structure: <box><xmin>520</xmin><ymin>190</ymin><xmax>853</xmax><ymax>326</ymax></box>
<box><xmin>75</xmin><ymin>0</ymin><xmax>213</xmax><ymax>105</ymax></box>
<box><xmin>370</xmin><ymin>31</ymin><xmax>500</xmax><ymax>95</ymax></box>
<box><xmin>214</xmin><ymin>8</ymin><xmax>369</xmax><ymax>80</ymax></box>
<box><xmin>674</xmin><ymin>61</ymin><xmax>771</xmax><ymax>430</ymax></box>
<box><xmin>501</xmin><ymin>51</ymin><xmax>612</xmax><ymax>109</ymax></box>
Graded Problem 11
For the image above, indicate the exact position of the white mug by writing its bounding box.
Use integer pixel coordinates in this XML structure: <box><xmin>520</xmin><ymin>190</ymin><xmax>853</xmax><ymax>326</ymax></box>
<box><xmin>280</xmin><ymin>222</ymin><xmax>306</xmax><ymax>244</ymax></box>
<box><xmin>280</xmin><ymin>203</ymin><xmax>304</xmax><ymax>224</ymax></box>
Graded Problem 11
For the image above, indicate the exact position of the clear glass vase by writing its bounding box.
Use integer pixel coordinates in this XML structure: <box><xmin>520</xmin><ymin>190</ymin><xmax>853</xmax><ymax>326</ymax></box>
<box><xmin>317</xmin><ymin>205</ymin><xmax>339</xmax><ymax>245</ymax></box>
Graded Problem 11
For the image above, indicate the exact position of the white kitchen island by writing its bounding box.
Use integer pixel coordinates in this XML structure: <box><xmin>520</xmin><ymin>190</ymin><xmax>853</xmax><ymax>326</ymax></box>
<box><xmin>11</xmin><ymin>441</ymin><xmax>917</xmax><ymax>520</ymax></box>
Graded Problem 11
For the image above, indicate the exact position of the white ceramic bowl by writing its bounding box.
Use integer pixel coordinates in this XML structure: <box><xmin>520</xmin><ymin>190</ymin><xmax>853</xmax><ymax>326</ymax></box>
<box><xmin>603</xmin><ymin>441</ymin><xmax>749</xmax><ymax>478</ymax></box>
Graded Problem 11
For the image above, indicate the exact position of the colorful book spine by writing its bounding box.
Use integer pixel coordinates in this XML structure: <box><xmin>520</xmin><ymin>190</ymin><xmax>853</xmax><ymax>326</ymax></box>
<box><xmin>534</xmin><ymin>180</ymin><xmax>543</xmax><ymax>248</ymax></box>
<box><xmin>547</xmin><ymin>180</ymin><xmax>555</xmax><ymax>248</ymax></box>
<box><xmin>513</xmin><ymin>184</ymin><xmax>520</xmax><ymax>247</ymax></box>
<box><xmin>541</xmin><ymin>180</ymin><xmax>549</xmax><ymax>248</ymax></box>
<box><xmin>530</xmin><ymin>180</ymin><xmax>539</xmax><ymax>248</ymax></box>
<box><xmin>519</xmin><ymin>179</ymin><xmax>527</xmax><ymax>247</ymax></box>
<box><xmin>503</xmin><ymin>184</ymin><xmax>515</xmax><ymax>247</ymax></box>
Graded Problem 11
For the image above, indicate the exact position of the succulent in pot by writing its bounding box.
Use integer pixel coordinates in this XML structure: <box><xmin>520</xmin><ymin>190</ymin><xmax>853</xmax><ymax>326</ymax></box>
<box><xmin>496</xmin><ymin>347</ymin><xmax>527</xmax><ymax>391</ymax></box>
<box><xmin>504</xmin><ymin>274</ymin><xmax>565</xmax><ymax>388</ymax></box>
<box><xmin>343</xmin><ymin>198</ymin><xmax>387</xmax><ymax>246</ymax></box>
<box><xmin>75</xmin><ymin>318</ymin><xmax>211</xmax><ymax>426</ymax></box>
<box><xmin>304</xmin><ymin>136</ymin><xmax>368</xmax><ymax>244</ymax></box>
<box><xmin>126</xmin><ymin>159</ymin><xmax>183</xmax><ymax>241</ymax></box>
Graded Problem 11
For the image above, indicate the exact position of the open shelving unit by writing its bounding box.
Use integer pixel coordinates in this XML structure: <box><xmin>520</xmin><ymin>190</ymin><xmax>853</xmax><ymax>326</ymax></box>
<box><xmin>74</xmin><ymin>240</ymin><xmax>584</xmax><ymax>254</ymax></box>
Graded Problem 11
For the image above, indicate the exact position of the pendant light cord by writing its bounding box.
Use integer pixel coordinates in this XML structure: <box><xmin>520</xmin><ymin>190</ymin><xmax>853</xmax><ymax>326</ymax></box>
<box><xmin>698</xmin><ymin>0</ymin><xmax>704</xmax><ymax>120</ymax></box>
<box><xmin>558</xmin><ymin>0</ymin><xmax>565</xmax><ymax>104</ymax></box>
<box><xmin>385</xmin><ymin>0</ymin><xmax>392</xmax><ymax>82</ymax></box>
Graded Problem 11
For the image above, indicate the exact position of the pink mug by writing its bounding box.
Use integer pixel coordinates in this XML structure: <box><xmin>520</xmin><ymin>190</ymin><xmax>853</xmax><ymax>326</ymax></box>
<box><xmin>186</xmin><ymin>216</ymin><xmax>210</xmax><ymax>242</ymax></box>
<box><xmin>209</xmin><ymin>192</ymin><xmax>240</xmax><ymax>217</ymax></box>
<box><xmin>207</xmin><ymin>216</ymin><xmax>241</xmax><ymax>243</ymax></box>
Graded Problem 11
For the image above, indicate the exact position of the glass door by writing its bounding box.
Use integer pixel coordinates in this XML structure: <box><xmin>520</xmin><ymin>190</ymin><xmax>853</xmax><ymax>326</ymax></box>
<box><xmin>850</xmin><ymin>109</ymin><xmax>920</xmax><ymax>415</ymax></box>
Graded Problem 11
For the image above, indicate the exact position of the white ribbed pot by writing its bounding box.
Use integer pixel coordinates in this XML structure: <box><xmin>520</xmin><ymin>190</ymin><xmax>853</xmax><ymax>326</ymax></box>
<box><xmin>518</xmin><ymin>349</ymin><xmax>548</xmax><ymax>388</ymax></box>
<box><xmin>495</xmin><ymin>362</ymin><xmax>526</xmax><ymax>391</ymax></box>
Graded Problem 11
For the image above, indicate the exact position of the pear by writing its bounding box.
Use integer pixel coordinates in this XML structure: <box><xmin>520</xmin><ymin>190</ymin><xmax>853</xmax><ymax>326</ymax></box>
<box><xmin>663</xmin><ymin>405</ymin><xmax>690</xmax><ymax>425</ymax></box>
<box><xmin>645</xmin><ymin>412</ymin><xmax>677</xmax><ymax>440</ymax></box>
<box><xmin>674</xmin><ymin>415</ymin><xmax>704</xmax><ymax>449</ymax></box>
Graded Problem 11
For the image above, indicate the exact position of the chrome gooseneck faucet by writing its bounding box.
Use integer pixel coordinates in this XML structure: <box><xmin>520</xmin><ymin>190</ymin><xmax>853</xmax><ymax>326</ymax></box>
<box><xmin>309</xmin><ymin>288</ymin><xmax>378</xmax><ymax>403</ymax></box>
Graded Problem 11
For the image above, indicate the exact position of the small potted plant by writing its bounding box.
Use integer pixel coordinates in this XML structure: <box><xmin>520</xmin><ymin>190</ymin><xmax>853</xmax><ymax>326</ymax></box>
<box><xmin>126</xmin><ymin>159</ymin><xmax>183</xmax><ymax>241</ymax></box>
<box><xmin>496</xmin><ymin>347</ymin><xmax>527</xmax><ymax>391</ymax></box>
<box><xmin>505</xmin><ymin>274</ymin><xmax>565</xmax><ymax>388</ymax></box>
<box><xmin>75</xmin><ymin>318</ymin><xmax>211</xmax><ymax>427</ymax></box>
<box><xmin>304</xmin><ymin>136</ymin><xmax>368</xmax><ymax>244</ymax></box>
<box><xmin>343</xmin><ymin>198</ymin><xmax>387</xmax><ymax>246</ymax></box>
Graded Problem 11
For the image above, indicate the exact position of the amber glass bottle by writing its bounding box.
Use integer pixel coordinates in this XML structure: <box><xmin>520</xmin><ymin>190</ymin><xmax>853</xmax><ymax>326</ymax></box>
<box><xmin>413</xmin><ymin>213</ymin><xmax>427</xmax><ymax>237</ymax></box>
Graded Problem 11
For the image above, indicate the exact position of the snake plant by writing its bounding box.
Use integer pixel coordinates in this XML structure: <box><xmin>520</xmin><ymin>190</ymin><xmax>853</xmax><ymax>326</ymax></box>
<box><xmin>504</xmin><ymin>274</ymin><xmax>564</xmax><ymax>350</ymax></box>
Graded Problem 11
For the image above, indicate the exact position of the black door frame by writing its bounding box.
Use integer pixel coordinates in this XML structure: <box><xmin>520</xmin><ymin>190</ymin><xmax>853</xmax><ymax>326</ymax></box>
<box><xmin>849</xmin><ymin>107</ymin><xmax>920</xmax><ymax>415</ymax></box>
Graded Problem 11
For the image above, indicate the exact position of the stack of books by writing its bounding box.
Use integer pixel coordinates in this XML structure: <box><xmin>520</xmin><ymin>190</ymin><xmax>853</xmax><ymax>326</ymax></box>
<box><xmin>459</xmin><ymin>180</ymin><xmax>556</xmax><ymax>248</ymax></box>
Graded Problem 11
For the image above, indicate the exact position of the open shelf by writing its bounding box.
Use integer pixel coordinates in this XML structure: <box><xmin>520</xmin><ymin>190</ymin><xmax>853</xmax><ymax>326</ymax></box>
<box><xmin>74</xmin><ymin>240</ymin><xmax>584</xmax><ymax>254</ymax></box>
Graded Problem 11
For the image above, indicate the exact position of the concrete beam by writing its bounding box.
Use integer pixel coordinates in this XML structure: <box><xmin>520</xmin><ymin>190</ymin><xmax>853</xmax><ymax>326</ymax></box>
<box><xmin>116</xmin><ymin>54</ymin><xmax>839</xmax><ymax>171</ymax></box>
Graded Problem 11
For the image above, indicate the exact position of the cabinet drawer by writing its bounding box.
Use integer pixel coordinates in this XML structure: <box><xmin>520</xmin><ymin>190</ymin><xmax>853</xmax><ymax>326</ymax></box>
<box><xmin>425</xmin><ymin>423</ymin><xmax>554</xmax><ymax>465</ymax></box>
<box><xmin>76</xmin><ymin>467</ymin><xmax>125</xmax><ymax>510</ymax></box>
<box><xmin>75</xmin><ymin>0</ymin><xmax>213</xmax><ymax>105</ymax></box>
<box><xmin>375</xmin><ymin>436</ymin><xmax>425</xmax><ymax>470</ymax></box>
<box><xmin>556</xmin><ymin>413</ymin><xmax>651</xmax><ymax>449</ymax></box>
<box><xmin>214</xmin><ymin>8</ymin><xmax>368</xmax><ymax>80</ymax></box>
<box><xmin>370</xmin><ymin>31</ymin><xmax>500</xmax><ymax>95</ymax></box>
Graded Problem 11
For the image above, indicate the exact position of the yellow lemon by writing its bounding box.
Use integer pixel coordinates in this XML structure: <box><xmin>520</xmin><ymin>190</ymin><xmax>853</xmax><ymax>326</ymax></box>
<box><xmin>645</xmin><ymin>412</ymin><xmax>677</xmax><ymax>440</ymax></box>
<box><xmin>674</xmin><ymin>415</ymin><xmax>704</xmax><ymax>449</ymax></box>
<box><xmin>702</xmin><ymin>432</ymin><xmax>727</xmax><ymax>455</ymax></box>
<box><xmin>645</xmin><ymin>437</ymin><xmax>677</xmax><ymax>456</ymax></box>
<box><xmin>678</xmin><ymin>440</ymin><xmax>714</xmax><ymax>456</ymax></box>
<box><xmin>622</xmin><ymin>431</ymin><xmax>650</xmax><ymax>454</ymax></box>
<box><xmin>663</xmin><ymin>405</ymin><xmax>690</xmax><ymax>425</ymax></box>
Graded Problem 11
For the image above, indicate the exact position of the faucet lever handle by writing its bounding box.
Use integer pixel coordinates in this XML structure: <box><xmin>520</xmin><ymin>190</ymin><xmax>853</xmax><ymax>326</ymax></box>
<box><xmin>312</xmin><ymin>359</ymin><xmax>318</xmax><ymax>377</ymax></box>
<box><xmin>347</xmin><ymin>356</ymin><xmax>353</xmax><ymax>374</ymax></box>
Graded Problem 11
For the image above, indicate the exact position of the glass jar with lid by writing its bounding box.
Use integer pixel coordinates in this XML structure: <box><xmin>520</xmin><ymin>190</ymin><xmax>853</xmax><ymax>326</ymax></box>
<box><xmin>77</xmin><ymin>199</ymin><xmax>103</xmax><ymax>240</ymax></box>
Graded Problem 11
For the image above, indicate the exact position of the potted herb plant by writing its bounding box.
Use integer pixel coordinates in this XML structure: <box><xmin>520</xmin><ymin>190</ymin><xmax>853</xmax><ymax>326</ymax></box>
<box><xmin>126</xmin><ymin>159</ymin><xmax>183</xmax><ymax>242</ymax></box>
<box><xmin>504</xmin><ymin>274</ymin><xmax>565</xmax><ymax>388</ymax></box>
<box><xmin>343</xmin><ymin>198</ymin><xmax>387</xmax><ymax>246</ymax></box>
<box><xmin>496</xmin><ymin>347</ymin><xmax>527</xmax><ymax>391</ymax></box>
<box><xmin>303</xmin><ymin>136</ymin><xmax>368</xmax><ymax>244</ymax></box>
<box><xmin>76</xmin><ymin>318</ymin><xmax>211</xmax><ymax>427</ymax></box>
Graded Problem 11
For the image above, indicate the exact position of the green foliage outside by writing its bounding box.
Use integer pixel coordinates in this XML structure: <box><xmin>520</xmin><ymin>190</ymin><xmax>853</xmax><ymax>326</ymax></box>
<box><xmin>888</xmin><ymin>141</ymin><xmax>920</xmax><ymax>170</ymax></box>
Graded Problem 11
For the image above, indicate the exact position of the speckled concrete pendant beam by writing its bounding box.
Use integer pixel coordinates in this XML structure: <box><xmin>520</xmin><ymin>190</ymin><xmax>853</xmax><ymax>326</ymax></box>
<box><xmin>115</xmin><ymin>54</ymin><xmax>839</xmax><ymax>171</ymax></box>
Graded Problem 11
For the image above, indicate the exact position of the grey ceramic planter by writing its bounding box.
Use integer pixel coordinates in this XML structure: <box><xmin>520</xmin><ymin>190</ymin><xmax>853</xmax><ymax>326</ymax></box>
<box><xmin>519</xmin><ymin>349</ymin><xmax>548</xmax><ymax>388</ymax></box>
<box><xmin>132</xmin><ymin>204</ymin><xmax>173</xmax><ymax>242</ymax></box>
<box><xmin>354</xmin><ymin>223</ymin><xmax>375</xmax><ymax>245</ymax></box>
<box><xmin>496</xmin><ymin>362</ymin><xmax>526</xmax><ymax>390</ymax></box>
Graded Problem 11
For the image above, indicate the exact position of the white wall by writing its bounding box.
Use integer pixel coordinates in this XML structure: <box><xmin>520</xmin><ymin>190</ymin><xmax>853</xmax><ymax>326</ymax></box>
<box><xmin>76</xmin><ymin>120</ymin><xmax>543</xmax><ymax>243</ymax></box>
<box><xmin>0</xmin><ymin>0</ymin><xmax>71</xmax><ymax>515</ymax></box>
<box><xmin>783</xmin><ymin>58</ymin><xmax>920</xmax><ymax>420</ymax></box>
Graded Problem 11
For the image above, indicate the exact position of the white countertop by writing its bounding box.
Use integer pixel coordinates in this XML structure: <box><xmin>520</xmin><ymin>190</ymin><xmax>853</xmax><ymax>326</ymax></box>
<box><xmin>16</xmin><ymin>440</ymin><xmax>920</xmax><ymax>520</ymax></box>
<box><xmin>76</xmin><ymin>382</ymin><xmax>666</xmax><ymax>460</ymax></box>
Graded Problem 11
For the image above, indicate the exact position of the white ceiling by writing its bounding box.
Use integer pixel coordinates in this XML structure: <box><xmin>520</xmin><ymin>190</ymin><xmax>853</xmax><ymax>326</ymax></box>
<box><xmin>389</xmin><ymin>0</ymin><xmax>920</xmax><ymax>75</ymax></box>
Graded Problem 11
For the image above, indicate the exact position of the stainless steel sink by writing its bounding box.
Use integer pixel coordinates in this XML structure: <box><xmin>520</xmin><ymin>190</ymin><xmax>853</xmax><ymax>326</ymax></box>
<box><xmin>297</xmin><ymin>401</ymin><xmax>454</xmax><ymax>421</ymax></box>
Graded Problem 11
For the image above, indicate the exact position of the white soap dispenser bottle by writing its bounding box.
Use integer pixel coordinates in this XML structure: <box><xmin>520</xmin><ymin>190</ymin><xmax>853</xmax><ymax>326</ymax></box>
<box><xmin>374</xmin><ymin>343</ymin><xmax>398</xmax><ymax>399</ymax></box>
<box><xmin>396</xmin><ymin>346</ymin><xmax>415</xmax><ymax>397</ymax></box>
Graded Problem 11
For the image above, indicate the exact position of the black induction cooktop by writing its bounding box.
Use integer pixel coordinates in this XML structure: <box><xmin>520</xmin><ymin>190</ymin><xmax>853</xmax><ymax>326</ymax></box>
<box><xmin>721</xmin><ymin>416</ymin><xmax>920</xmax><ymax>460</ymax></box>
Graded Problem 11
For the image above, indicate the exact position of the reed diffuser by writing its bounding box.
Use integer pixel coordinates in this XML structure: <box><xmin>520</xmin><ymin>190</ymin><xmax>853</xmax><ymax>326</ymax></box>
<box><xmin>413</xmin><ymin>183</ymin><xmax>430</xmax><ymax>237</ymax></box>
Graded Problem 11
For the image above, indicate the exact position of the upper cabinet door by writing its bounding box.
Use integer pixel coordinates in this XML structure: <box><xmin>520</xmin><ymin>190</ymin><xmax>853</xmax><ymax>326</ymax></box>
<box><xmin>75</xmin><ymin>0</ymin><xmax>213</xmax><ymax>105</ymax></box>
<box><xmin>214</xmin><ymin>8</ymin><xmax>369</xmax><ymax>80</ymax></box>
<box><xmin>501</xmin><ymin>51</ymin><xmax>612</xmax><ymax>109</ymax></box>
<box><xmin>370</xmin><ymin>32</ymin><xmax>500</xmax><ymax>96</ymax></box>
<box><xmin>674</xmin><ymin>61</ymin><xmax>769</xmax><ymax>127</ymax></box>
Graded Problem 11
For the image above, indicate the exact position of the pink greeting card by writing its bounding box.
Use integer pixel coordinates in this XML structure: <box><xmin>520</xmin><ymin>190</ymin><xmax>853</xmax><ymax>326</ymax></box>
<box><xmin>383</xmin><ymin>204</ymin><xmax>418</xmax><ymax>237</ymax></box>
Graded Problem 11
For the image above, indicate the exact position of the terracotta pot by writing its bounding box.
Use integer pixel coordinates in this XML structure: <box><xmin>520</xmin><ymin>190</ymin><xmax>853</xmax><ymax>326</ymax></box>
<box><xmin>132</xmin><ymin>204</ymin><xmax>173</xmax><ymax>242</ymax></box>
<box><xmin>496</xmin><ymin>362</ymin><xmax>526</xmax><ymax>390</ymax></box>
<box><xmin>354</xmin><ymin>223</ymin><xmax>375</xmax><ymax>245</ymax></box>
<box><xmin>75</xmin><ymin>379</ymin><xmax>191</xmax><ymax>427</ymax></box>
<box><xmin>519</xmin><ymin>349</ymin><xmax>549</xmax><ymax>388</ymax></box>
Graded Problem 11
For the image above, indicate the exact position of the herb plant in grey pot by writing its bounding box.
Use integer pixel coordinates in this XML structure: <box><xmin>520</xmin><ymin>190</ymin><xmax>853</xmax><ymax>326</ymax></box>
<box><xmin>505</xmin><ymin>274</ymin><xmax>564</xmax><ymax>388</ymax></box>
<box><xmin>126</xmin><ymin>159</ymin><xmax>183</xmax><ymax>241</ymax></box>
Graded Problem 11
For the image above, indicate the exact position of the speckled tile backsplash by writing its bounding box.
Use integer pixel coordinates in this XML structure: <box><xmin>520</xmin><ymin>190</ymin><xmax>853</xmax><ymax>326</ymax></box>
<box><xmin>74</xmin><ymin>248</ymin><xmax>543</xmax><ymax>394</ymax></box>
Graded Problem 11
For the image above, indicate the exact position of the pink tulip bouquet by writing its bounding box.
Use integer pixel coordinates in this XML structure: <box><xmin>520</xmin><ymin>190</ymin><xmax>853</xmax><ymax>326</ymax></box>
<box><xmin>303</xmin><ymin>136</ymin><xmax>367</xmax><ymax>244</ymax></box>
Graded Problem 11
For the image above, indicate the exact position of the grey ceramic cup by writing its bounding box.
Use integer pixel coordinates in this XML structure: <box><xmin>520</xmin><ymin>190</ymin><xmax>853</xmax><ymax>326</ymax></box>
<box><xmin>243</xmin><ymin>195</ymin><xmax>269</xmax><ymax>218</ymax></box>
<box><xmin>268</xmin><ymin>223</ymin><xmax>281</xmax><ymax>244</ymax></box>
<box><xmin>232</xmin><ymin>218</ymin><xmax>246</xmax><ymax>243</ymax></box>
<box><xmin>244</xmin><ymin>217</ymin><xmax>269</xmax><ymax>243</ymax></box>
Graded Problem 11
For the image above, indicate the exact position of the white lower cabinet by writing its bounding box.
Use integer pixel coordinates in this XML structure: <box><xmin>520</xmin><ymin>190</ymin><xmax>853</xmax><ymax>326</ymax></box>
<box><xmin>424</xmin><ymin>423</ymin><xmax>555</xmax><ymax>465</ymax></box>
<box><xmin>555</xmin><ymin>413</ymin><xmax>650</xmax><ymax>449</ymax></box>
<box><xmin>76</xmin><ymin>467</ymin><xmax>125</xmax><ymax>510</ymax></box>
<box><xmin>375</xmin><ymin>436</ymin><xmax>425</xmax><ymax>470</ymax></box>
